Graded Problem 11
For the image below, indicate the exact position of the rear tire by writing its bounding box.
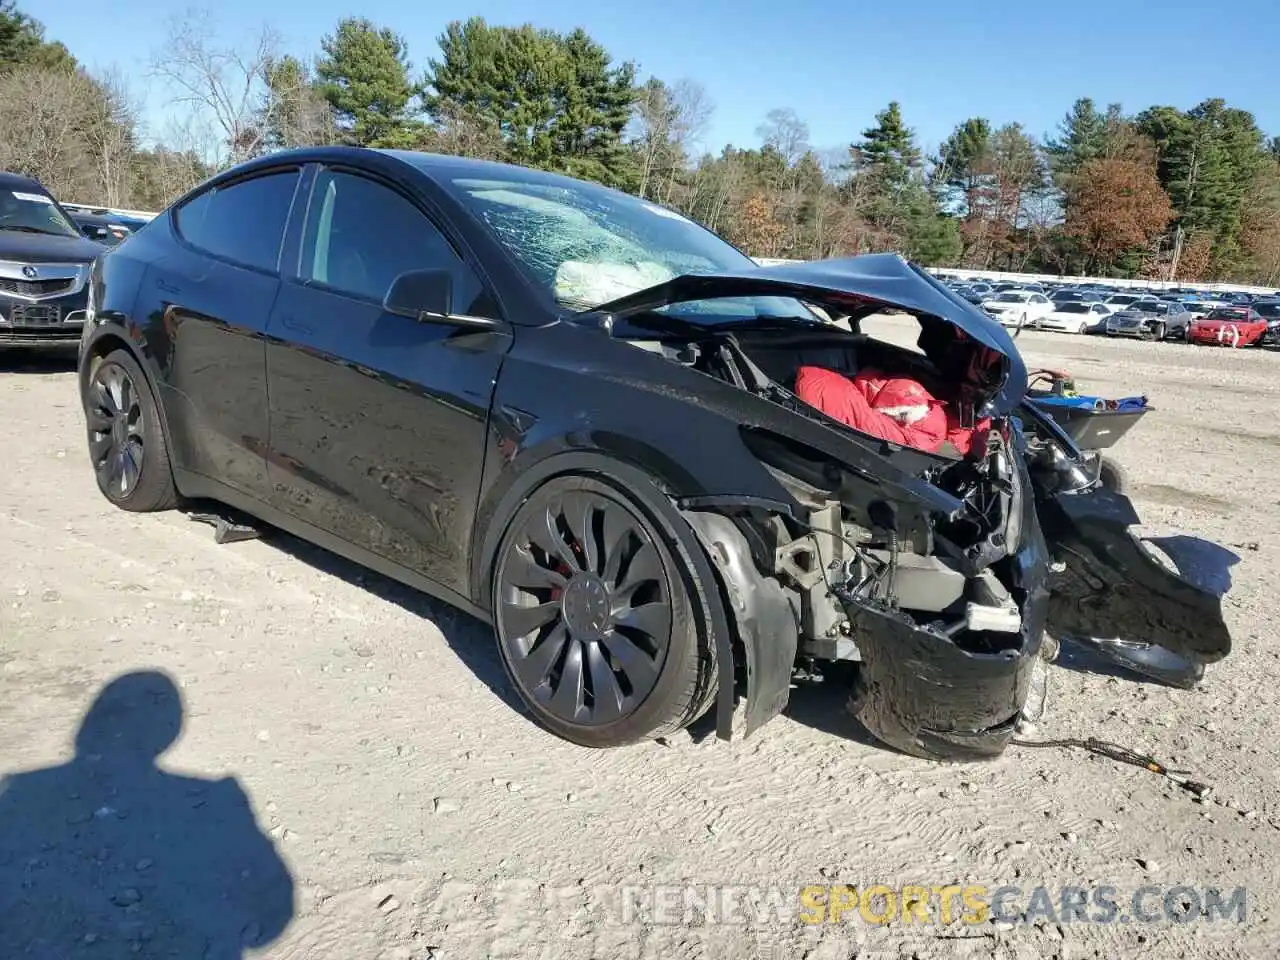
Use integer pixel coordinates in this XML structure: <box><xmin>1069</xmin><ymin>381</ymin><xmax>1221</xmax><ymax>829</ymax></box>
<box><xmin>491</xmin><ymin>474</ymin><xmax>717</xmax><ymax>747</ymax></box>
<box><xmin>82</xmin><ymin>349</ymin><xmax>178</xmax><ymax>512</ymax></box>
<box><xmin>1076</xmin><ymin>320</ymin><xmax>1088</xmax><ymax>335</ymax></box>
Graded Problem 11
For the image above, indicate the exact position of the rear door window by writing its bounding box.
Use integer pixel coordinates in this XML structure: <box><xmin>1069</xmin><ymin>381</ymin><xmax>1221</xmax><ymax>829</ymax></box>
<box><xmin>175</xmin><ymin>170</ymin><xmax>301</xmax><ymax>274</ymax></box>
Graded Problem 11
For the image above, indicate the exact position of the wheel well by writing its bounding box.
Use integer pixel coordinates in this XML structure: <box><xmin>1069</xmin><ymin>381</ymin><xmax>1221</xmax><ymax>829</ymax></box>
<box><xmin>80</xmin><ymin>331</ymin><xmax>134</xmax><ymax>387</ymax></box>
<box><xmin>80</xmin><ymin>329</ymin><xmax>178</xmax><ymax>471</ymax></box>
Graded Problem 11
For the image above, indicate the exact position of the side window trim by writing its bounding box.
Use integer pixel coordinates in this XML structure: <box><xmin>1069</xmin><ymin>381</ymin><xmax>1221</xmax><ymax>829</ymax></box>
<box><xmin>171</xmin><ymin>166</ymin><xmax>305</xmax><ymax>277</ymax></box>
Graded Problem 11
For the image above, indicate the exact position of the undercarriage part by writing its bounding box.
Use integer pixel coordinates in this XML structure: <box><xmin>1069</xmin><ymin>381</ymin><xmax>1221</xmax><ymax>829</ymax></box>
<box><xmin>188</xmin><ymin>509</ymin><xmax>262</xmax><ymax>544</ymax></box>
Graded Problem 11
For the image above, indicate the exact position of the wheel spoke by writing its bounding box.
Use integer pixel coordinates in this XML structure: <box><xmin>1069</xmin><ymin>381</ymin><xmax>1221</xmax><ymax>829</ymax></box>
<box><xmin>123</xmin><ymin>438</ymin><xmax>144</xmax><ymax>484</ymax></box>
<box><xmin>88</xmin><ymin>433</ymin><xmax>112</xmax><ymax>464</ymax></box>
<box><xmin>520</xmin><ymin>622</ymin><xmax>568</xmax><ymax>691</ymax></box>
<box><xmin>105</xmin><ymin>447</ymin><xmax>124</xmax><ymax>490</ymax></box>
<box><xmin>527</xmin><ymin>503</ymin><xmax>578</xmax><ymax>571</ymax></box>
<box><xmin>571</xmin><ymin>494</ymin><xmax>601</xmax><ymax>576</ymax></box>
<box><xmin>617</xmin><ymin>541</ymin><xmax>662</xmax><ymax>594</ymax></box>
<box><xmin>502</xmin><ymin>599</ymin><xmax>561</xmax><ymax>640</ymax></box>
<box><xmin>120</xmin><ymin>445</ymin><xmax>140</xmax><ymax>493</ymax></box>
<box><xmin>118</xmin><ymin>375</ymin><xmax>134</xmax><ymax>418</ymax></box>
<box><xmin>585</xmin><ymin>641</ymin><xmax>625</xmax><ymax>723</ymax></box>
<box><xmin>92</xmin><ymin>378</ymin><xmax>115</xmax><ymax>414</ymax></box>
<box><xmin>614</xmin><ymin>601</ymin><xmax>669</xmax><ymax>640</ymax></box>
<box><xmin>106</xmin><ymin>371</ymin><xmax>125</xmax><ymax>413</ymax></box>
<box><xmin>505</xmin><ymin>544</ymin><xmax>567</xmax><ymax>592</ymax></box>
<box><xmin>600</xmin><ymin>508</ymin><xmax>633</xmax><ymax>586</ymax></box>
<box><xmin>549</xmin><ymin>640</ymin><xmax>585</xmax><ymax>719</ymax></box>
<box><xmin>601</xmin><ymin>632</ymin><xmax>659</xmax><ymax>692</ymax></box>
<box><xmin>85</xmin><ymin>408</ymin><xmax>112</xmax><ymax>433</ymax></box>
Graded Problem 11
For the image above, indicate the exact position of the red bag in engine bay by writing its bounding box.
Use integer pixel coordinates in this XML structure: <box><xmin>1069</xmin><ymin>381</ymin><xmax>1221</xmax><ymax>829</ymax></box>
<box><xmin>795</xmin><ymin>365</ymin><xmax>991</xmax><ymax>456</ymax></box>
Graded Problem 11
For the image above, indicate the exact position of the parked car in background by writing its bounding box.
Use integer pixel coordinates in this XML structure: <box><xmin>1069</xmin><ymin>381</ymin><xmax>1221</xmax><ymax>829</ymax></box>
<box><xmin>1104</xmin><ymin>293</ymin><xmax>1145</xmax><ymax>310</ymax></box>
<box><xmin>0</xmin><ymin>171</ymin><xmax>103</xmax><ymax>349</ymax></box>
<box><xmin>1104</xmin><ymin>300</ymin><xmax>1193</xmax><ymax>340</ymax></box>
<box><xmin>1049</xmin><ymin>288</ymin><xmax>1084</xmax><ymax>304</ymax></box>
<box><xmin>1036</xmin><ymin>300</ymin><xmax>1113</xmax><ymax>334</ymax></box>
<box><xmin>69</xmin><ymin>211</ymin><xmax>131</xmax><ymax>246</ymax></box>
<box><xmin>980</xmin><ymin>289</ymin><xmax>1055</xmax><ymax>331</ymax></box>
<box><xmin>1254</xmin><ymin>300</ymin><xmax>1280</xmax><ymax>346</ymax></box>
<box><xmin>1189</xmin><ymin>305</ymin><xmax>1269</xmax><ymax>347</ymax></box>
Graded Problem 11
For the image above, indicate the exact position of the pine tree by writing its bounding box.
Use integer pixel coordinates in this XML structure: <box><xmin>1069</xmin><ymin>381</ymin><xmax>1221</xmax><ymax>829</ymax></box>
<box><xmin>315</xmin><ymin>18</ymin><xmax>419</xmax><ymax>148</ymax></box>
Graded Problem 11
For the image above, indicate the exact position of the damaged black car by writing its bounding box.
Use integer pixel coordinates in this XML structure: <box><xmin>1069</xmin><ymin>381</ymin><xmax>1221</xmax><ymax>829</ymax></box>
<box><xmin>75</xmin><ymin>148</ymin><xmax>1232</xmax><ymax>761</ymax></box>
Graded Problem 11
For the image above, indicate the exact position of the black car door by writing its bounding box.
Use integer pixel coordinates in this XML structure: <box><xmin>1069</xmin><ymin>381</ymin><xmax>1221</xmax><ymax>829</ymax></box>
<box><xmin>264</xmin><ymin>165</ymin><xmax>511</xmax><ymax>599</ymax></box>
<box><xmin>148</xmin><ymin>168</ymin><xmax>304</xmax><ymax>501</ymax></box>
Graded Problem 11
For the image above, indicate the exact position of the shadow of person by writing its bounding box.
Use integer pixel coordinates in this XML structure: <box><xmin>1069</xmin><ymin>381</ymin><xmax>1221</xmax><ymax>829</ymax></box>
<box><xmin>0</xmin><ymin>670</ymin><xmax>294</xmax><ymax>959</ymax></box>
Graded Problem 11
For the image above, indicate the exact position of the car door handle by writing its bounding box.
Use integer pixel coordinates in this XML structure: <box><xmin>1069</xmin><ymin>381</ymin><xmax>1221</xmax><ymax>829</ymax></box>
<box><xmin>155</xmin><ymin>278</ymin><xmax>180</xmax><ymax>295</ymax></box>
<box><xmin>280</xmin><ymin>315</ymin><xmax>313</xmax><ymax>335</ymax></box>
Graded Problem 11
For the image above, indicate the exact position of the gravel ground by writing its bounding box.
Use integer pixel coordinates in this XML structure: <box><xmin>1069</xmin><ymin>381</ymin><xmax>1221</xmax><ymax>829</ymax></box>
<box><xmin>1</xmin><ymin>328</ymin><xmax>1278</xmax><ymax>960</ymax></box>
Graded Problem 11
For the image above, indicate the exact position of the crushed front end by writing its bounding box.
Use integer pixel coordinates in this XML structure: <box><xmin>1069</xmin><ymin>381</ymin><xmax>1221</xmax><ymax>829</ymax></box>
<box><xmin>731</xmin><ymin>415</ymin><xmax>1053</xmax><ymax>761</ymax></box>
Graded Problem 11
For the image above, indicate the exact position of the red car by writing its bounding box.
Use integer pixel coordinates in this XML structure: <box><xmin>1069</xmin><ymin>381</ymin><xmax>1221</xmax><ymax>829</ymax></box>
<box><xmin>1187</xmin><ymin>306</ymin><xmax>1269</xmax><ymax>347</ymax></box>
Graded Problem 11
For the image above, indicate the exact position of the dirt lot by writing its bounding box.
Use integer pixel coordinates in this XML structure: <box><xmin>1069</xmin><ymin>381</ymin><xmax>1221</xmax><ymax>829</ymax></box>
<box><xmin>2</xmin><ymin>329</ymin><xmax>1278</xmax><ymax>960</ymax></box>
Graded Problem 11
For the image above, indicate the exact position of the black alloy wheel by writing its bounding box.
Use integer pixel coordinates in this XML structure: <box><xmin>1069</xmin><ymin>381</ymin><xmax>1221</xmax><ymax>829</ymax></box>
<box><xmin>87</xmin><ymin>360</ymin><xmax>145</xmax><ymax>498</ymax></box>
<box><xmin>493</xmin><ymin>475</ymin><xmax>714</xmax><ymax>746</ymax></box>
<box><xmin>83</xmin><ymin>350</ymin><xmax>177</xmax><ymax>511</ymax></box>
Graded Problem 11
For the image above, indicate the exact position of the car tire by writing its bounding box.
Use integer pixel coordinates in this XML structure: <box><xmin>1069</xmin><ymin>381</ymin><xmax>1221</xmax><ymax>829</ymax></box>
<box><xmin>1076</xmin><ymin>320</ymin><xmax>1088</xmax><ymax>335</ymax></box>
<box><xmin>82</xmin><ymin>349</ymin><xmax>178</xmax><ymax>512</ymax></box>
<box><xmin>1097</xmin><ymin>455</ymin><xmax>1128</xmax><ymax>494</ymax></box>
<box><xmin>491</xmin><ymin>473</ymin><xmax>717</xmax><ymax>748</ymax></box>
<box><xmin>1151</xmin><ymin>321</ymin><xmax>1166</xmax><ymax>341</ymax></box>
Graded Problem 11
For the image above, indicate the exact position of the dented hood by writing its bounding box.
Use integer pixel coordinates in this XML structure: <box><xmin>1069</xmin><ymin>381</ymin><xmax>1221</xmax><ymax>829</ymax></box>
<box><xmin>589</xmin><ymin>253</ymin><xmax>1029</xmax><ymax>414</ymax></box>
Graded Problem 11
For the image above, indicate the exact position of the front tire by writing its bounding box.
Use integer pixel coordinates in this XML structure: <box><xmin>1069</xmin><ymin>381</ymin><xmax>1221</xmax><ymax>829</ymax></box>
<box><xmin>1098</xmin><ymin>455</ymin><xmax>1128</xmax><ymax>494</ymax></box>
<box><xmin>1150</xmin><ymin>321</ymin><xmax>1166</xmax><ymax>341</ymax></box>
<box><xmin>1076</xmin><ymin>320</ymin><xmax>1088</xmax><ymax>335</ymax></box>
<box><xmin>491</xmin><ymin>474</ymin><xmax>716</xmax><ymax>747</ymax></box>
<box><xmin>82</xmin><ymin>349</ymin><xmax>178</xmax><ymax>512</ymax></box>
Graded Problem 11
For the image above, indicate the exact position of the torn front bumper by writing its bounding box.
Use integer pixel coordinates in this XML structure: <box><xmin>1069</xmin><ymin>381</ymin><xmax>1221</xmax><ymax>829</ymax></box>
<box><xmin>845</xmin><ymin>465</ymin><xmax>1052</xmax><ymax>762</ymax></box>
<box><xmin>846</xmin><ymin>588</ymin><xmax>1049</xmax><ymax>761</ymax></box>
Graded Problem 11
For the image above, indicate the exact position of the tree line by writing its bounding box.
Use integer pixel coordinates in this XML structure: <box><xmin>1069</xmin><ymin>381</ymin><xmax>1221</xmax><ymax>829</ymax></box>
<box><xmin>3</xmin><ymin>2</ymin><xmax>1279</xmax><ymax>285</ymax></box>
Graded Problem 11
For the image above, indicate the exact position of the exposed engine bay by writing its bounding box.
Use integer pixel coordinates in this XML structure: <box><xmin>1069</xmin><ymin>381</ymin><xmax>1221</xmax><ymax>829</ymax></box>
<box><xmin>623</xmin><ymin>320</ymin><xmax>1037</xmax><ymax>671</ymax></box>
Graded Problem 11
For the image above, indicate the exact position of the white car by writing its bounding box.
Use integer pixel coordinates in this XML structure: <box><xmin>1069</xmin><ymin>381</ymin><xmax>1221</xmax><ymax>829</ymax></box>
<box><xmin>1036</xmin><ymin>300</ymin><xmax>1114</xmax><ymax>334</ymax></box>
<box><xmin>979</xmin><ymin>290</ymin><xmax>1055</xmax><ymax>330</ymax></box>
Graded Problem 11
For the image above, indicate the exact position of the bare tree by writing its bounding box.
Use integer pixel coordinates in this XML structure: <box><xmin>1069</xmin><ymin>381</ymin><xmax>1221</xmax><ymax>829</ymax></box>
<box><xmin>260</xmin><ymin>54</ymin><xmax>337</xmax><ymax>149</ymax></box>
<box><xmin>0</xmin><ymin>66</ymin><xmax>103</xmax><ymax>198</ymax></box>
<box><xmin>660</xmin><ymin>80</ymin><xmax>712</xmax><ymax>203</ymax></box>
<box><xmin>150</xmin><ymin>9</ymin><xmax>280</xmax><ymax>168</ymax></box>
<box><xmin>756</xmin><ymin>108</ymin><xmax>810</xmax><ymax>167</ymax></box>
<box><xmin>629</xmin><ymin>78</ymin><xmax>675</xmax><ymax>200</ymax></box>
<box><xmin>82</xmin><ymin>68</ymin><xmax>139</xmax><ymax>206</ymax></box>
<box><xmin>423</xmin><ymin>100</ymin><xmax>504</xmax><ymax>161</ymax></box>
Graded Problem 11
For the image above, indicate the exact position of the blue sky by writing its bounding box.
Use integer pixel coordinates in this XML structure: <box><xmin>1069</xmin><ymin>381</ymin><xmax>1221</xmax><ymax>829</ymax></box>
<box><xmin>32</xmin><ymin>0</ymin><xmax>1280</xmax><ymax>156</ymax></box>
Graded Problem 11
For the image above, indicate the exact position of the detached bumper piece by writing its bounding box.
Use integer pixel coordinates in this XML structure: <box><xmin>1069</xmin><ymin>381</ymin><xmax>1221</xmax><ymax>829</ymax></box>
<box><xmin>846</xmin><ymin>594</ymin><xmax>1049</xmax><ymax>761</ymax></box>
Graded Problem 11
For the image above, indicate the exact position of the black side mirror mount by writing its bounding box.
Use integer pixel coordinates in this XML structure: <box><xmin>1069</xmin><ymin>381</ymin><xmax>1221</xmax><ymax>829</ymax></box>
<box><xmin>382</xmin><ymin>268</ymin><xmax>500</xmax><ymax>330</ymax></box>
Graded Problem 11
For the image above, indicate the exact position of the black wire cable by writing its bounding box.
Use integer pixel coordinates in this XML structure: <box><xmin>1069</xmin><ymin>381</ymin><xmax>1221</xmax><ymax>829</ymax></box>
<box><xmin>1011</xmin><ymin>736</ymin><xmax>1212</xmax><ymax>798</ymax></box>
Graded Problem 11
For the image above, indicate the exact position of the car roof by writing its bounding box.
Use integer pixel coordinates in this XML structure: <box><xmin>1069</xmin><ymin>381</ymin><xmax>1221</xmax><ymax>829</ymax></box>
<box><xmin>0</xmin><ymin>170</ymin><xmax>49</xmax><ymax>193</ymax></box>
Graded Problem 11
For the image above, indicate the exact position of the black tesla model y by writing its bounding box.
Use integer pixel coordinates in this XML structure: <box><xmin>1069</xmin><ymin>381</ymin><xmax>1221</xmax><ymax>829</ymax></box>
<box><xmin>76</xmin><ymin>148</ymin><xmax>1231</xmax><ymax>760</ymax></box>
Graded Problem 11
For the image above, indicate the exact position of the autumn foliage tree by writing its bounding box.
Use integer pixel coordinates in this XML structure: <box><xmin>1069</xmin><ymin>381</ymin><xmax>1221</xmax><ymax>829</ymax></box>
<box><xmin>1064</xmin><ymin>158</ymin><xmax>1173</xmax><ymax>272</ymax></box>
